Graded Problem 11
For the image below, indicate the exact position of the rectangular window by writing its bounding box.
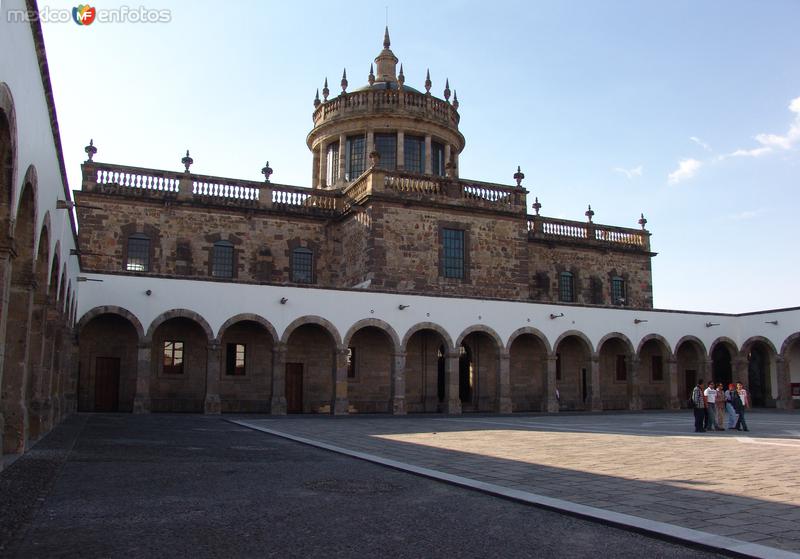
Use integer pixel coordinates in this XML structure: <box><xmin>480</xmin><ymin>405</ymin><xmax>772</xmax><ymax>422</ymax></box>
<box><xmin>212</xmin><ymin>242</ymin><xmax>234</xmax><ymax>278</ymax></box>
<box><xmin>374</xmin><ymin>133</ymin><xmax>397</xmax><ymax>170</ymax></box>
<box><xmin>163</xmin><ymin>341</ymin><xmax>184</xmax><ymax>375</ymax></box>
<box><xmin>559</xmin><ymin>272</ymin><xmax>574</xmax><ymax>302</ymax></box>
<box><xmin>126</xmin><ymin>234</ymin><xmax>150</xmax><ymax>272</ymax></box>
<box><xmin>611</xmin><ymin>276</ymin><xmax>626</xmax><ymax>305</ymax></box>
<box><xmin>226</xmin><ymin>343</ymin><xmax>246</xmax><ymax>376</ymax></box>
<box><xmin>347</xmin><ymin>347</ymin><xmax>356</xmax><ymax>379</ymax></box>
<box><xmin>616</xmin><ymin>354</ymin><xmax>627</xmax><ymax>382</ymax></box>
<box><xmin>442</xmin><ymin>228</ymin><xmax>465</xmax><ymax>279</ymax></box>
<box><xmin>326</xmin><ymin>141</ymin><xmax>340</xmax><ymax>185</ymax></box>
<box><xmin>404</xmin><ymin>135</ymin><xmax>425</xmax><ymax>173</ymax></box>
<box><xmin>345</xmin><ymin>135</ymin><xmax>365</xmax><ymax>180</ymax></box>
<box><xmin>432</xmin><ymin>141</ymin><xmax>445</xmax><ymax>176</ymax></box>
<box><xmin>292</xmin><ymin>248</ymin><xmax>314</xmax><ymax>284</ymax></box>
<box><xmin>651</xmin><ymin>355</ymin><xmax>664</xmax><ymax>382</ymax></box>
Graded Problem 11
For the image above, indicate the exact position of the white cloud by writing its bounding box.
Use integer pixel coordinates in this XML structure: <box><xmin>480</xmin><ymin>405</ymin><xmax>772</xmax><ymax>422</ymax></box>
<box><xmin>690</xmin><ymin>136</ymin><xmax>712</xmax><ymax>151</ymax></box>
<box><xmin>667</xmin><ymin>158</ymin><xmax>702</xmax><ymax>184</ymax></box>
<box><xmin>722</xmin><ymin>95</ymin><xmax>800</xmax><ymax>158</ymax></box>
<box><xmin>613</xmin><ymin>165</ymin><xmax>643</xmax><ymax>179</ymax></box>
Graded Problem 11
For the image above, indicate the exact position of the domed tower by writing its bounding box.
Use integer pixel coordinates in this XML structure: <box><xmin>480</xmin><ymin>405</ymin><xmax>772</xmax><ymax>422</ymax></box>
<box><xmin>307</xmin><ymin>27</ymin><xmax>465</xmax><ymax>189</ymax></box>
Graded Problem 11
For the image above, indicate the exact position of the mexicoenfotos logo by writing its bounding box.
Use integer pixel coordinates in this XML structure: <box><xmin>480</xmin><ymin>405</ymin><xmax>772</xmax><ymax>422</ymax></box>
<box><xmin>72</xmin><ymin>5</ymin><xmax>97</xmax><ymax>26</ymax></box>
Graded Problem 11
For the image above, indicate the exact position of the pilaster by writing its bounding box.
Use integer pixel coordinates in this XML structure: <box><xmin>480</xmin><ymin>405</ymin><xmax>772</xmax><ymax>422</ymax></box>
<box><xmin>333</xmin><ymin>347</ymin><xmax>350</xmax><ymax>415</ymax></box>
<box><xmin>391</xmin><ymin>351</ymin><xmax>407</xmax><ymax>415</ymax></box>
<box><xmin>133</xmin><ymin>342</ymin><xmax>152</xmax><ymax>413</ymax></box>
<box><xmin>590</xmin><ymin>353</ymin><xmax>602</xmax><ymax>411</ymax></box>
<box><xmin>445</xmin><ymin>350</ymin><xmax>461</xmax><ymax>414</ymax></box>
<box><xmin>270</xmin><ymin>343</ymin><xmax>287</xmax><ymax>415</ymax></box>
<box><xmin>204</xmin><ymin>342</ymin><xmax>221</xmax><ymax>414</ymax></box>
<box><xmin>496</xmin><ymin>349</ymin><xmax>512</xmax><ymax>413</ymax></box>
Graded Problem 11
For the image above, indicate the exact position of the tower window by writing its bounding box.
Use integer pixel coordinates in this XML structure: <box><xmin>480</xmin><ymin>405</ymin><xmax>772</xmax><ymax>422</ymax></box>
<box><xmin>326</xmin><ymin>141</ymin><xmax>340</xmax><ymax>185</ymax></box>
<box><xmin>404</xmin><ymin>135</ymin><xmax>425</xmax><ymax>173</ymax></box>
<box><xmin>345</xmin><ymin>135</ymin><xmax>365</xmax><ymax>180</ymax></box>
<box><xmin>212</xmin><ymin>240</ymin><xmax>234</xmax><ymax>278</ymax></box>
<box><xmin>374</xmin><ymin>133</ymin><xmax>397</xmax><ymax>170</ymax></box>
<box><xmin>559</xmin><ymin>272</ymin><xmax>574</xmax><ymax>302</ymax></box>
<box><xmin>611</xmin><ymin>276</ymin><xmax>626</xmax><ymax>305</ymax></box>
<box><xmin>291</xmin><ymin>247</ymin><xmax>314</xmax><ymax>284</ymax></box>
<box><xmin>432</xmin><ymin>141</ymin><xmax>445</xmax><ymax>176</ymax></box>
<box><xmin>442</xmin><ymin>228</ymin><xmax>465</xmax><ymax>279</ymax></box>
<box><xmin>126</xmin><ymin>233</ymin><xmax>150</xmax><ymax>272</ymax></box>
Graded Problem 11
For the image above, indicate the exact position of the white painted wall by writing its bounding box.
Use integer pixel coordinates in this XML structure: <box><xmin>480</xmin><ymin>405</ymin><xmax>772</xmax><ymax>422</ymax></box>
<box><xmin>0</xmin><ymin>0</ymin><xmax>79</xmax><ymax>307</ymax></box>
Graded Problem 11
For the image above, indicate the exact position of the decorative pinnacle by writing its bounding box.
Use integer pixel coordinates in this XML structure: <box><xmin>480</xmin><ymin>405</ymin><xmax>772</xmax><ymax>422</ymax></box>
<box><xmin>322</xmin><ymin>78</ymin><xmax>329</xmax><ymax>101</ymax></box>
<box><xmin>513</xmin><ymin>165</ymin><xmax>525</xmax><ymax>187</ymax></box>
<box><xmin>532</xmin><ymin>197</ymin><xmax>542</xmax><ymax>215</ymax></box>
<box><xmin>638</xmin><ymin>213</ymin><xmax>648</xmax><ymax>230</ymax></box>
<box><xmin>368</xmin><ymin>63</ymin><xmax>375</xmax><ymax>86</ymax></box>
<box><xmin>398</xmin><ymin>64</ymin><xmax>405</xmax><ymax>88</ymax></box>
<box><xmin>585</xmin><ymin>204</ymin><xmax>595</xmax><ymax>223</ymax></box>
<box><xmin>313</xmin><ymin>89</ymin><xmax>320</xmax><ymax>108</ymax></box>
<box><xmin>84</xmin><ymin>139</ymin><xmax>97</xmax><ymax>162</ymax></box>
<box><xmin>383</xmin><ymin>25</ymin><xmax>391</xmax><ymax>49</ymax></box>
<box><xmin>452</xmin><ymin>90</ymin><xmax>459</xmax><ymax>110</ymax></box>
<box><xmin>341</xmin><ymin>68</ymin><xmax>348</xmax><ymax>92</ymax></box>
<box><xmin>261</xmin><ymin>161</ymin><xmax>273</xmax><ymax>183</ymax></box>
<box><xmin>424</xmin><ymin>69</ymin><xmax>432</xmax><ymax>93</ymax></box>
<box><xmin>444</xmin><ymin>78</ymin><xmax>451</xmax><ymax>101</ymax></box>
<box><xmin>181</xmin><ymin>150</ymin><xmax>193</xmax><ymax>173</ymax></box>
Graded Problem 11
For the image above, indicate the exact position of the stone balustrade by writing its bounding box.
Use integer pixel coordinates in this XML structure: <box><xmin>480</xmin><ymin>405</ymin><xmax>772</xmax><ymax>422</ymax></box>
<box><xmin>313</xmin><ymin>89</ymin><xmax>459</xmax><ymax>128</ymax></box>
<box><xmin>528</xmin><ymin>215</ymin><xmax>651</xmax><ymax>251</ymax></box>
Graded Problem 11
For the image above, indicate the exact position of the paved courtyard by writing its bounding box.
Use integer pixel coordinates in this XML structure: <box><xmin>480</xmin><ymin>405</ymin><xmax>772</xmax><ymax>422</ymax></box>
<box><xmin>234</xmin><ymin>410</ymin><xmax>800</xmax><ymax>557</ymax></box>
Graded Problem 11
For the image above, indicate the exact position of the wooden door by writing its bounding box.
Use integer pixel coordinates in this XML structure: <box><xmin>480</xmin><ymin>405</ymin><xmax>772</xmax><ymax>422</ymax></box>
<box><xmin>94</xmin><ymin>357</ymin><xmax>120</xmax><ymax>412</ymax></box>
<box><xmin>286</xmin><ymin>363</ymin><xmax>303</xmax><ymax>413</ymax></box>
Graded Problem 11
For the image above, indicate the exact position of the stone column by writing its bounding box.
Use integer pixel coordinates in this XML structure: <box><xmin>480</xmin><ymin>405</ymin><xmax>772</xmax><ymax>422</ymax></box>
<box><xmin>775</xmin><ymin>356</ymin><xmax>790</xmax><ymax>410</ymax></box>
<box><xmin>318</xmin><ymin>142</ymin><xmax>328</xmax><ymax>188</ymax></box>
<box><xmin>545</xmin><ymin>354</ymin><xmax>559</xmax><ymax>413</ymax></box>
<box><xmin>204</xmin><ymin>342</ymin><xmax>221</xmax><ymax>414</ymax></box>
<box><xmin>133</xmin><ymin>342</ymin><xmax>152</xmax><ymax>413</ymax></box>
<box><xmin>667</xmin><ymin>356</ymin><xmax>680</xmax><ymax>409</ymax></box>
<box><xmin>445</xmin><ymin>350</ymin><xmax>461</xmax><ymax>414</ymax></box>
<box><xmin>2</xmin><ymin>280</ymin><xmax>35</xmax><ymax>455</ymax></box>
<box><xmin>590</xmin><ymin>353</ymin><xmax>602</xmax><ymax>411</ymax></box>
<box><xmin>0</xmin><ymin>246</ymin><xmax>13</xmax><ymax>397</ymax></box>
<box><xmin>270</xmin><ymin>342</ymin><xmax>287</xmax><ymax>415</ymax></box>
<box><xmin>496</xmin><ymin>348</ymin><xmax>512</xmax><ymax>413</ymax></box>
<box><xmin>733</xmin><ymin>356</ymin><xmax>748</xmax><ymax>384</ymax></box>
<box><xmin>396</xmin><ymin>130</ymin><xmax>405</xmax><ymax>170</ymax></box>
<box><xmin>391</xmin><ymin>351</ymin><xmax>407</xmax><ymax>415</ymax></box>
<box><xmin>64</xmin><ymin>336</ymin><xmax>80</xmax><ymax>414</ymax></box>
<box><xmin>424</xmin><ymin>135</ymin><xmax>432</xmax><ymax>174</ymax></box>
<box><xmin>338</xmin><ymin>133</ymin><xmax>346</xmax><ymax>183</ymax></box>
<box><xmin>628</xmin><ymin>356</ymin><xmax>642</xmax><ymax>410</ymax></box>
<box><xmin>333</xmin><ymin>347</ymin><xmax>349</xmax><ymax>415</ymax></box>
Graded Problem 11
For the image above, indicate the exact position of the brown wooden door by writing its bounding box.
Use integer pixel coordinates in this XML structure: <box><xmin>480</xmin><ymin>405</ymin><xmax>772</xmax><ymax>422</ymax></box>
<box><xmin>94</xmin><ymin>357</ymin><xmax>120</xmax><ymax>412</ymax></box>
<box><xmin>286</xmin><ymin>363</ymin><xmax>303</xmax><ymax>413</ymax></box>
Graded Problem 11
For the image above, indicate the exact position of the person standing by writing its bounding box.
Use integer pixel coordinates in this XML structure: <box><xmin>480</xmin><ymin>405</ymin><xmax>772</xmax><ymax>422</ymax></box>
<box><xmin>704</xmin><ymin>380</ymin><xmax>720</xmax><ymax>431</ymax></box>
<box><xmin>724</xmin><ymin>383</ymin><xmax>738</xmax><ymax>429</ymax></box>
<box><xmin>734</xmin><ymin>381</ymin><xmax>750</xmax><ymax>432</ymax></box>
<box><xmin>691</xmin><ymin>379</ymin><xmax>706</xmax><ymax>433</ymax></box>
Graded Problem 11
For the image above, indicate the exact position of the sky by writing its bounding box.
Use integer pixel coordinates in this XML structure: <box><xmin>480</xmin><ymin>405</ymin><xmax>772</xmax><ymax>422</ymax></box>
<box><xmin>37</xmin><ymin>0</ymin><xmax>800</xmax><ymax>314</ymax></box>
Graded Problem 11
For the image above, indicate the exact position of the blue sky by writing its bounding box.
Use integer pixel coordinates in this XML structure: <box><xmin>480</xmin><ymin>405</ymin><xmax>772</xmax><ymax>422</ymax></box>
<box><xmin>39</xmin><ymin>0</ymin><xmax>800</xmax><ymax>313</ymax></box>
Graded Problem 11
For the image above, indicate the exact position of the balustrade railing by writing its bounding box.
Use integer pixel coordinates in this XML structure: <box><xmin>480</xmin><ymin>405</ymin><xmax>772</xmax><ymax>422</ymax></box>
<box><xmin>383</xmin><ymin>172</ymin><xmax>441</xmax><ymax>195</ymax></box>
<box><xmin>528</xmin><ymin>215</ymin><xmax>649</xmax><ymax>250</ymax></box>
<box><xmin>94</xmin><ymin>164</ymin><xmax>180</xmax><ymax>193</ymax></box>
<box><xmin>314</xmin><ymin>89</ymin><xmax>459</xmax><ymax>127</ymax></box>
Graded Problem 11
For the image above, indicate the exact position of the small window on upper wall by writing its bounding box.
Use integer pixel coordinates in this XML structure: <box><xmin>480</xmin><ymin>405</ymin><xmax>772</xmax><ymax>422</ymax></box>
<box><xmin>226</xmin><ymin>343</ymin><xmax>246</xmax><ymax>376</ymax></box>
<box><xmin>442</xmin><ymin>228</ymin><xmax>465</xmax><ymax>279</ymax></box>
<box><xmin>292</xmin><ymin>247</ymin><xmax>314</xmax><ymax>284</ymax></box>
<box><xmin>163</xmin><ymin>340</ymin><xmax>184</xmax><ymax>375</ymax></box>
<box><xmin>559</xmin><ymin>272</ymin><xmax>574</xmax><ymax>303</ymax></box>
<box><xmin>126</xmin><ymin>233</ymin><xmax>150</xmax><ymax>272</ymax></box>
<box><xmin>212</xmin><ymin>240</ymin><xmax>234</xmax><ymax>278</ymax></box>
<box><xmin>611</xmin><ymin>276</ymin><xmax>626</xmax><ymax>305</ymax></box>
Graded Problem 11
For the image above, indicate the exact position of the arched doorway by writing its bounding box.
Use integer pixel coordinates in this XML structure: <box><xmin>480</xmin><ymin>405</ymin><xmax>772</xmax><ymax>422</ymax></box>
<box><xmin>553</xmin><ymin>334</ymin><xmax>592</xmax><ymax>411</ymax></box>
<box><xmin>345</xmin><ymin>325</ymin><xmax>395</xmax><ymax>413</ymax></box>
<box><xmin>403</xmin><ymin>326</ymin><xmax>451</xmax><ymax>413</ymax></box>
<box><xmin>637</xmin><ymin>337</ymin><xmax>671</xmax><ymax>409</ymax></box>
<box><xmin>458</xmin><ymin>330</ymin><xmax>500</xmax><ymax>412</ymax></box>
<box><xmin>78</xmin><ymin>313</ymin><xmax>140</xmax><ymax>412</ymax></box>
<box><xmin>508</xmin><ymin>331</ymin><xmax>549</xmax><ymax>412</ymax></box>
<box><xmin>675</xmin><ymin>337</ymin><xmax>706</xmax><ymax>407</ymax></box>
<box><xmin>149</xmin><ymin>316</ymin><xmax>210</xmax><ymax>412</ymax></box>
<box><xmin>284</xmin><ymin>322</ymin><xmax>337</xmax><ymax>414</ymax></box>
<box><xmin>711</xmin><ymin>341</ymin><xmax>736</xmax><ymax>386</ymax></box>
<box><xmin>218</xmin><ymin>318</ymin><xmax>275</xmax><ymax>413</ymax></box>
<box><xmin>742</xmin><ymin>339</ymin><xmax>776</xmax><ymax>408</ymax></box>
<box><xmin>597</xmin><ymin>335</ymin><xmax>633</xmax><ymax>410</ymax></box>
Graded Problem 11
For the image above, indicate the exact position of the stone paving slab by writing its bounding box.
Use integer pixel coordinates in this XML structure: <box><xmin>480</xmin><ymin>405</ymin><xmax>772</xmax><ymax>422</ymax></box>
<box><xmin>232</xmin><ymin>411</ymin><xmax>800</xmax><ymax>558</ymax></box>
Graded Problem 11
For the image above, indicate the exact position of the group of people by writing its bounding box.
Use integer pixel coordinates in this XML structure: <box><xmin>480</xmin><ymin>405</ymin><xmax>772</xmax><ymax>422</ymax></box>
<box><xmin>691</xmin><ymin>380</ymin><xmax>750</xmax><ymax>433</ymax></box>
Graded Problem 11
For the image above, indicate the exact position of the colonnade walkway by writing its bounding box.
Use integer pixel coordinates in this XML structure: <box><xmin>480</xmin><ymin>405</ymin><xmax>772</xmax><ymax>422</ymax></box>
<box><xmin>234</xmin><ymin>410</ymin><xmax>800</xmax><ymax>558</ymax></box>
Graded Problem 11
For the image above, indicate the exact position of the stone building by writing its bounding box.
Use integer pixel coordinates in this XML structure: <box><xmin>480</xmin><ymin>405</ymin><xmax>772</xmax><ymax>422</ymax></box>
<box><xmin>0</xmin><ymin>3</ymin><xmax>798</xmax><ymax>468</ymax></box>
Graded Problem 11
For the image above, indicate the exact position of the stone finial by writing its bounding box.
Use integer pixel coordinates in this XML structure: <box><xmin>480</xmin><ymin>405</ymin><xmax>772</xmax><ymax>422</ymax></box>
<box><xmin>532</xmin><ymin>197</ymin><xmax>542</xmax><ymax>215</ymax></box>
<box><xmin>638</xmin><ymin>213</ymin><xmax>648</xmax><ymax>230</ymax></box>
<box><xmin>425</xmin><ymin>69</ymin><xmax>432</xmax><ymax>94</ymax></box>
<box><xmin>368</xmin><ymin>63</ymin><xmax>375</xmax><ymax>86</ymax></box>
<box><xmin>513</xmin><ymin>165</ymin><xmax>525</xmax><ymax>187</ymax></box>
<box><xmin>383</xmin><ymin>25</ymin><xmax>391</xmax><ymax>49</ymax></box>
<box><xmin>585</xmin><ymin>204</ymin><xmax>595</xmax><ymax>223</ymax></box>
<box><xmin>444</xmin><ymin>78</ymin><xmax>451</xmax><ymax>102</ymax></box>
<box><xmin>84</xmin><ymin>139</ymin><xmax>97</xmax><ymax>162</ymax></box>
<box><xmin>398</xmin><ymin>64</ymin><xmax>405</xmax><ymax>89</ymax></box>
<box><xmin>181</xmin><ymin>150</ymin><xmax>193</xmax><ymax>173</ymax></box>
<box><xmin>261</xmin><ymin>161</ymin><xmax>273</xmax><ymax>183</ymax></box>
<box><xmin>313</xmin><ymin>89</ymin><xmax>320</xmax><ymax>108</ymax></box>
<box><xmin>322</xmin><ymin>78</ymin><xmax>329</xmax><ymax>101</ymax></box>
<box><xmin>341</xmin><ymin>68</ymin><xmax>348</xmax><ymax>93</ymax></box>
<box><xmin>452</xmin><ymin>90</ymin><xmax>459</xmax><ymax>110</ymax></box>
